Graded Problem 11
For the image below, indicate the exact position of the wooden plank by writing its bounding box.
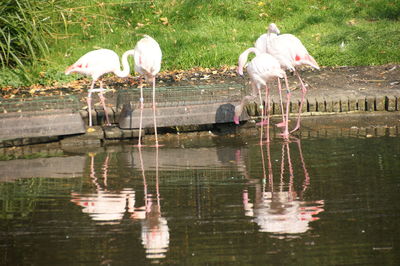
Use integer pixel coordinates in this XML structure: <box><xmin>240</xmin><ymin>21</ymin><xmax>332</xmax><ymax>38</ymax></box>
<box><xmin>118</xmin><ymin>102</ymin><xmax>249</xmax><ymax>129</ymax></box>
<box><xmin>0</xmin><ymin>110</ymin><xmax>85</xmax><ymax>141</ymax></box>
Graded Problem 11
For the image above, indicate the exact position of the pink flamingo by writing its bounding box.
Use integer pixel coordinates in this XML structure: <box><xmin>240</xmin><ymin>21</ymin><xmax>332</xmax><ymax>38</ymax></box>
<box><xmin>65</xmin><ymin>48</ymin><xmax>135</xmax><ymax>127</ymax></box>
<box><xmin>254</xmin><ymin>23</ymin><xmax>280</xmax><ymax>54</ymax></box>
<box><xmin>260</xmin><ymin>23</ymin><xmax>320</xmax><ymax>134</ymax></box>
<box><xmin>235</xmin><ymin>47</ymin><xmax>286</xmax><ymax>142</ymax></box>
<box><xmin>133</xmin><ymin>35</ymin><xmax>162</xmax><ymax>147</ymax></box>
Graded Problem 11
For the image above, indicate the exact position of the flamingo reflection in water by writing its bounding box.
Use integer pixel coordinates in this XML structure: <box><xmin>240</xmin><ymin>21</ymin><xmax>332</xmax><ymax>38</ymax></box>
<box><xmin>70</xmin><ymin>150</ymin><xmax>169</xmax><ymax>259</ymax></box>
<box><xmin>242</xmin><ymin>138</ymin><xmax>324</xmax><ymax>236</ymax></box>
<box><xmin>70</xmin><ymin>153</ymin><xmax>135</xmax><ymax>225</ymax></box>
<box><xmin>131</xmin><ymin>147</ymin><xmax>169</xmax><ymax>260</ymax></box>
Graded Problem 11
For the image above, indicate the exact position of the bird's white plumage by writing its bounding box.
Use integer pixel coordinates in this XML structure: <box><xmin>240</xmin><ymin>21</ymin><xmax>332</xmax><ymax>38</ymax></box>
<box><xmin>132</xmin><ymin>35</ymin><xmax>163</xmax><ymax>147</ymax></box>
<box><xmin>254</xmin><ymin>23</ymin><xmax>280</xmax><ymax>54</ymax></box>
<box><xmin>235</xmin><ymin>48</ymin><xmax>284</xmax><ymax>124</ymax></box>
<box><xmin>65</xmin><ymin>49</ymin><xmax>128</xmax><ymax>80</ymax></box>
<box><xmin>266</xmin><ymin>34</ymin><xmax>318</xmax><ymax>71</ymax></box>
<box><xmin>134</xmin><ymin>35</ymin><xmax>162</xmax><ymax>79</ymax></box>
<box><xmin>254</xmin><ymin>23</ymin><xmax>319</xmax><ymax>71</ymax></box>
<box><xmin>65</xmin><ymin>48</ymin><xmax>135</xmax><ymax>126</ymax></box>
<box><xmin>256</xmin><ymin>23</ymin><xmax>320</xmax><ymax>136</ymax></box>
<box><xmin>254</xmin><ymin>34</ymin><xmax>269</xmax><ymax>54</ymax></box>
<box><xmin>247</xmin><ymin>53</ymin><xmax>284</xmax><ymax>86</ymax></box>
<box><xmin>238</xmin><ymin>48</ymin><xmax>284</xmax><ymax>88</ymax></box>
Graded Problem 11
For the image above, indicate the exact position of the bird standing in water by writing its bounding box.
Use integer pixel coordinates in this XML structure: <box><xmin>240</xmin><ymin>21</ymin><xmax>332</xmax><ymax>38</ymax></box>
<box><xmin>236</xmin><ymin>47</ymin><xmax>285</xmax><ymax>143</ymax></box>
<box><xmin>65</xmin><ymin>48</ymin><xmax>135</xmax><ymax>127</ymax></box>
<box><xmin>258</xmin><ymin>23</ymin><xmax>320</xmax><ymax>135</ymax></box>
<box><xmin>133</xmin><ymin>35</ymin><xmax>162</xmax><ymax>147</ymax></box>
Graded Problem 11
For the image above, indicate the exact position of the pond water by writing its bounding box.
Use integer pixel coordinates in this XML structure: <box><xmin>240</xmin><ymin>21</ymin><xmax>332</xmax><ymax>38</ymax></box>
<box><xmin>1</xmin><ymin>134</ymin><xmax>399</xmax><ymax>265</ymax></box>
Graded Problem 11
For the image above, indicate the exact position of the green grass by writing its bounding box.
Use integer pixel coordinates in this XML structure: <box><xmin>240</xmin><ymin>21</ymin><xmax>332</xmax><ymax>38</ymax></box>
<box><xmin>1</xmin><ymin>0</ymin><xmax>399</xmax><ymax>88</ymax></box>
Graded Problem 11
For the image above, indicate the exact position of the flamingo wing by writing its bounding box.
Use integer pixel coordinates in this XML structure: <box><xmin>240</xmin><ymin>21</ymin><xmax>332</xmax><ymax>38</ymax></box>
<box><xmin>268</xmin><ymin>34</ymin><xmax>319</xmax><ymax>70</ymax></box>
<box><xmin>251</xmin><ymin>54</ymin><xmax>284</xmax><ymax>81</ymax></box>
<box><xmin>65</xmin><ymin>49</ymin><xmax>120</xmax><ymax>80</ymax></box>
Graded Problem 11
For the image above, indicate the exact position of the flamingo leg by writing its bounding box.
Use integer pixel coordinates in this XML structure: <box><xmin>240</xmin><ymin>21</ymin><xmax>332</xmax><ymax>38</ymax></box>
<box><xmin>257</xmin><ymin>83</ymin><xmax>271</xmax><ymax>127</ymax></box>
<box><xmin>98</xmin><ymin>81</ymin><xmax>111</xmax><ymax>126</ymax></box>
<box><xmin>137</xmin><ymin>78</ymin><xmax>145</xmax><ymax>147</ymax></box>
<box><xmin>256</xmin><ymin>83</ymin><xmax>264</xmax><ymax>144</ymax></box>
<box><xmin>276</xmin><ymin>77</ymin><xmax>286</xmax><ymax>127</ymax></box>
<box><xmin>290</xmin><ymin>71</ymin><xmax>307</xmax><ymax>133</ymax></box>
<box><xmin>264</xmin><ymin>84</ymin><xmax>271</xmax><ymax>143</ymax></box>
<box><xmin>87</xmin><ymin>80</ymin><xmax>95</xmax><ymax>127</ymax></box>
<box><xmin>151</xmin><ymin>76</ymin><xmax>161</xmax><ymax>147</ymax></box>
<box><xmin>279</xmin><ymin>73</ymin><xmax>290</xmax><ymax>140</ymax></box>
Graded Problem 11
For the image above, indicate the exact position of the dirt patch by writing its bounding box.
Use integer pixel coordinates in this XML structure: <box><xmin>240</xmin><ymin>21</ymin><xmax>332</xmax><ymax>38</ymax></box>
<box><xmin>1</xmin><ymin>64</ymin><xmax>399</xmax><ymax>108</ymax></box>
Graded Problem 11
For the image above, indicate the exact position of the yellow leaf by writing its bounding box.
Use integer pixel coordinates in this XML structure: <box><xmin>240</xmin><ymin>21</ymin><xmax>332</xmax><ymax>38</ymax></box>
<box><xmin>347</xmin><ymin>19</ymin><xmax>357</xmax><ymax>26</ymax></box>
<box><xmin>160</xmin><ymin>17</ymin><xmax>169</xmax><ymax>25</ymax></box>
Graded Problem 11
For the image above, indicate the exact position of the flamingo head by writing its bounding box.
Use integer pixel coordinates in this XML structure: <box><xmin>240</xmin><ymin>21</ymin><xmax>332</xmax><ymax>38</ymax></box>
<box><xmin>234</xmin><ymin>104</ymin><xmax>242</xmax><ymax>125</ymax></box>
<box><xmin>268</xmin><ymin>23</ymin><xmax>280</xmax><ymax>35</ymax></box>
<box><xmin>64</xmin><ymin>65</ymin><xmax>73</xmax><ymax>75</ymax></box>
<box><xmin>234</xmin><ymin>115</ymin><xmax>240</xmax><ymax>125</ymax></box>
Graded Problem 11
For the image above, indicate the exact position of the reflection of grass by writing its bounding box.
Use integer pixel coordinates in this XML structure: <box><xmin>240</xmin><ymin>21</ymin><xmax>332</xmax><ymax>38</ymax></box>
<box><xmin>0</xmin><ymin>151</ymin><xmax>64</xmax><ymax>161</ymax></box>
<box><xmin>0</xmin><ymin>177</ymin><xmax>82</xmax><ymax>220</ymax></box>
<box><xmin>0</xmin><ymin>0</ymin><xmax>399</xmax><ymax>87</ymax></box>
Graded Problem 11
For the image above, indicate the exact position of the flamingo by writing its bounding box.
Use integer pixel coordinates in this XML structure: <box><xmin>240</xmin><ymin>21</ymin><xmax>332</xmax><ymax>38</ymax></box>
<box><xmin>65</xmin><ymin>48</ymin><xmax>135</xmax><ymax>127</ymax></box>
<box><xmin>235</xmin><ymin>47</ymin><xmax>286</xmax><ymax>142</ymax></box>
<box><xmin>262</xmin><ymin>23</ymin><xmax>320</xmax><ymax>134</ymax></box>
<box><xmin>254</xmin><ymin>23</ymin><xmax>280</xmax><ymax>54</ymax></box>
<box><xmin>133</xmin><ymin>35</ymin><xmax>162</xmax><ymax>147</ymax></box>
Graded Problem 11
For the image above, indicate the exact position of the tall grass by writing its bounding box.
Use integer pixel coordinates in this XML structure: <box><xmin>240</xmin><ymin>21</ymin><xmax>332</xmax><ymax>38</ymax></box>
<box><xmin>0</xmin><ymin>0</ymin><xmax>57</xmax><ymax>82</ymax></box>
<box><xmin>1</xmin><ymin>0</ymin><xmax>399</xmax><ymax>88</ymax></box>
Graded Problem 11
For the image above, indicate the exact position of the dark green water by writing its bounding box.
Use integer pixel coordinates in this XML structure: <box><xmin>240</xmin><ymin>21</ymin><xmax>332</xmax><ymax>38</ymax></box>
<box><xmin>1</xmin><ymin>135</ymin><xmax>399</xmax><ymax>265</ymax></box>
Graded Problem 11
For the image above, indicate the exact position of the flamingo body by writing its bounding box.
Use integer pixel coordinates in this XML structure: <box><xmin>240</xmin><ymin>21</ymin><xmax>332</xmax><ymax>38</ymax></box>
<box><xmin>65</xmin><ymin>49</ymin><xmax>128</xmax><ymax>80</ymax></box>
<box><xmin>259</xmin><ymin>23</ymin><xmax>320</xmax><ymax>135</ymax></box>
<box><xmin>65</xmin><ymin>48</ymin><xmax>135</xmax><ymax>126</ymax></box>
<box><xmin>246</xmin><ymin>53</ymin><xmax>285</xmax><ymax>86</ymax></box>
<box><xmin>133</xmin><ymin>35</ymin><xmax>163</xmax><ymax>147</ymax></box>
<box><xmin>266</xmin><ymin>34</ymin><xmax>319</xmax><ymax>71</ymax></box>
<box><xmin>235</xmin><ymin>47</ymin><xmax>285</xmax><ymax>141</ymax></box>
<box><xmin>254</xmin><ymin>34</ymin><xmax>269</xmax><ymax>54</ymax></box>
<box><xmin>134</xmin><ymin>35</ymin><xmax>162</xmax><ymax>80</ymax></box>
<box><xmin>254</xmin><ymin>23</ymin><xmax>280</xmax><ymax>54</ymax></box>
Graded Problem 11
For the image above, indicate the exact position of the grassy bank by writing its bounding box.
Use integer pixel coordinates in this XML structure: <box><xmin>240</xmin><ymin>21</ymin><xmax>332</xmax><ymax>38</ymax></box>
<box><xmin>1</xmin><ymin>0</ymin><xmax>399</xmax><ymax>88</ymax></box>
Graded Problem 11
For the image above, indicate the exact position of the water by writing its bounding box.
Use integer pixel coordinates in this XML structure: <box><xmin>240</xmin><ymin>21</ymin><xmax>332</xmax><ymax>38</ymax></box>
<box><xmin>1</xmin><ymin>135</ymin><xmax>400</xmax><ymax>265</ymax></box>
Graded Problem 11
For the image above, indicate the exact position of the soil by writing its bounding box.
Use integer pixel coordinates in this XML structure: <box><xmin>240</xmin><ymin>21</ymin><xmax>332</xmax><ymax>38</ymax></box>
<box><xmin>1</xmin><ymin>64</ymin><xmax>399</xmax><ymax>108</ymax></box>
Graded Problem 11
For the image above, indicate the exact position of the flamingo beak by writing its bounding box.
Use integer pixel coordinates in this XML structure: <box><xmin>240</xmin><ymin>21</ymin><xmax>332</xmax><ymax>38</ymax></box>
<box><xmin>234</xmin><ymin>115</ymin><xmax>240</xmax><ymax>125</ymax></box>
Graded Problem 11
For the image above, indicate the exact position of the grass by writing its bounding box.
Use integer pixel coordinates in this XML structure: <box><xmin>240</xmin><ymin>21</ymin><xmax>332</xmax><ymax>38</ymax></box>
<box><xmin>0</xmin><ymin>0</ymin><xmax>399</xmax><ymax>88</ymax></box>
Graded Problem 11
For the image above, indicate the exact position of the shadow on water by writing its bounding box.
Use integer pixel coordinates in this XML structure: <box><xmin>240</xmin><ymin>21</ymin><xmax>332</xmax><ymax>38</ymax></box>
<box><xmin>0</xmin><ymin>132</ymin><xmax>400</xmax><ymax>264</ymax></box>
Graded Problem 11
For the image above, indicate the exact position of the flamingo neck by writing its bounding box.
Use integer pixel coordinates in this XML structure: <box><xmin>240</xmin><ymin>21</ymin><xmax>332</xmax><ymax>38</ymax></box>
<box><xmin>238</xmin><ymin>48</ymin><xmax>260</xmax><ymax>75</ymax></box>
<box><xmin>265</xmin><ymin>32</ymin><xmax>278</xmax><ymax>49</ymax></box>
<box><xmin>114</xmin><ymin>49</ymin><xmax>135</xmax><ymax>78</ymax></box>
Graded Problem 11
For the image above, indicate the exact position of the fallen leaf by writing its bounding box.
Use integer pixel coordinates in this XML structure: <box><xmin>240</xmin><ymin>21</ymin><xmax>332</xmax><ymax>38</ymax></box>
<box><xmin>347</xmin><ymin>19</ymin><xmax>357</xmax><ymax>26</ymax></box>
<box><xmin>160</xmin><ymin>17</ymin><xmax>169</xmax><ymax>25</ymax></box>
